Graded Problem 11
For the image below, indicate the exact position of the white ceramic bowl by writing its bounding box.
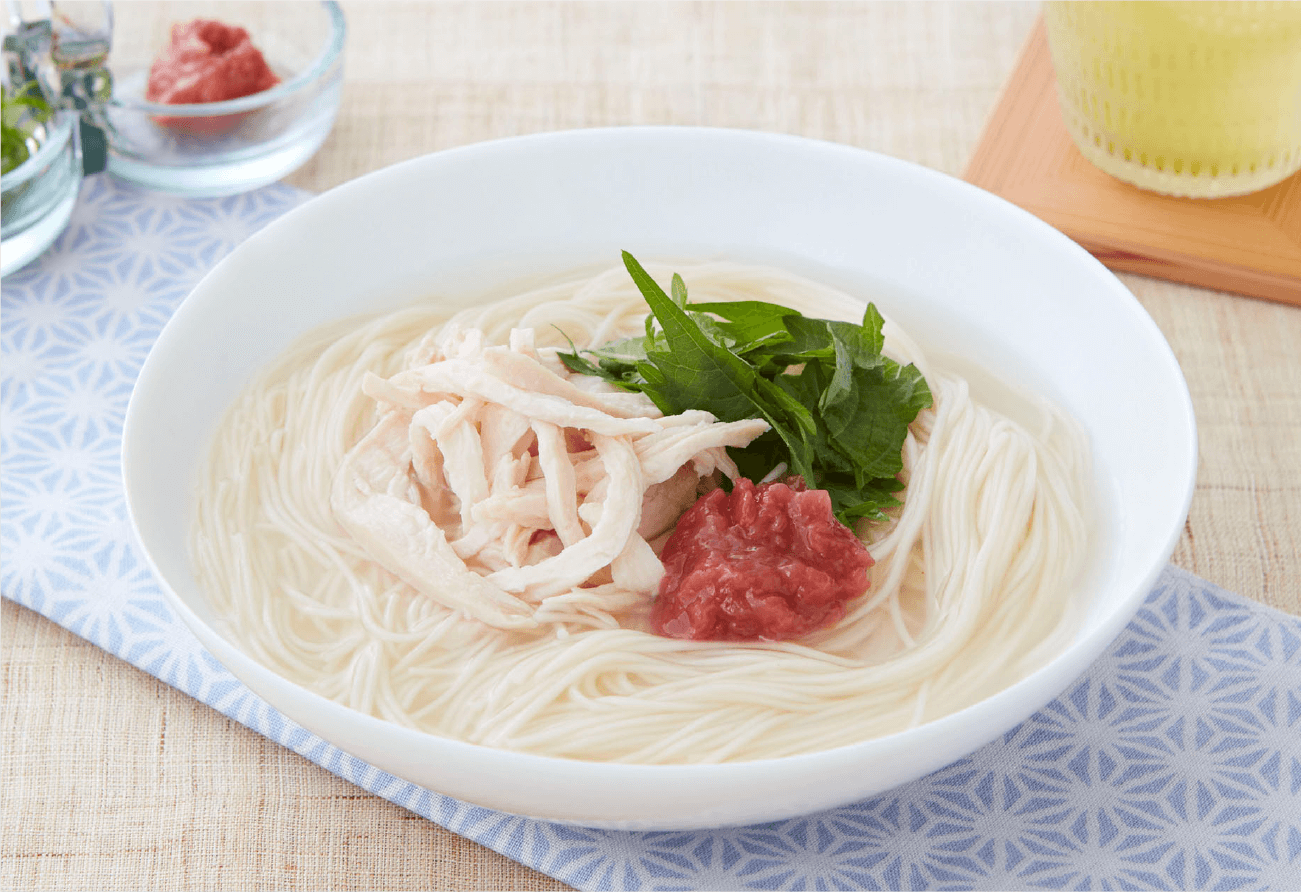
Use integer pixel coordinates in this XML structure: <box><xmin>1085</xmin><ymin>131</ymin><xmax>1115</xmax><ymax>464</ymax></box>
<box><xmin>123</xmin><ymin>127</ymin><xmax>1197</xmax><ymax>830</ymax></box>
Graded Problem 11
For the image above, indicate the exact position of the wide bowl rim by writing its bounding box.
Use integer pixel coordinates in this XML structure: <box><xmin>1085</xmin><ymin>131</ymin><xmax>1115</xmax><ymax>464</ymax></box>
<box><xmin>106</xmin><ymin>0</ymin><xmax>346</xmax><ymax>117</ymax></box>
<box><xmin>122</xmin><ymin>125</ymin><xmax>1198</xmax><ymax>827</ymax></box>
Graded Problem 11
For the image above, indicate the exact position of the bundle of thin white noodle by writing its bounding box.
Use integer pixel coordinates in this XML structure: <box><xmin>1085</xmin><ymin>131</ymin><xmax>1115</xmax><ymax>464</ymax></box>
<box><xmin>193</xmin><ymin>262</ymin><xmax>1091</xmax><ymax>763</ymax></box>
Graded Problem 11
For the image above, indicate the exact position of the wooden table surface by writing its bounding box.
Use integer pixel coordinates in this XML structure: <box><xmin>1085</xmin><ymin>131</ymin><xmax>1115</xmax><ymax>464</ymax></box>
<box><xmin>4</xmin><ymin>3</ymin><xmax>1299</xmax><ymax>889</ymax></box>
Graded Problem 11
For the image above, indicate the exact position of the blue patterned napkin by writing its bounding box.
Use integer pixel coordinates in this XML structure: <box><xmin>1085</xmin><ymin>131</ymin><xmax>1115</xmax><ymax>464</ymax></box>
<box><xmin>4</xmin><ymin>175</ymin><xmax>1301</xmax><ymax>891</ymax></box>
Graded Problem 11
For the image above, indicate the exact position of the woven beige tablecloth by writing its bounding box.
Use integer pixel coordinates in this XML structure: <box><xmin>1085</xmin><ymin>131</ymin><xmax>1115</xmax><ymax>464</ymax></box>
<box><xmin>4</xmin><ymin>3</ymin><xmax>1299</xmax><ymax>890</ymax></box>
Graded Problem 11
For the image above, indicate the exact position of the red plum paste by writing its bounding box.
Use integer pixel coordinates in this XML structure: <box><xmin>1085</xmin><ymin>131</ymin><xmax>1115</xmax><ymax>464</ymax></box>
<box><xmin>651</xmin><ymin>479</ymin><xmax>874</xmax><ymax>641</ymax></box>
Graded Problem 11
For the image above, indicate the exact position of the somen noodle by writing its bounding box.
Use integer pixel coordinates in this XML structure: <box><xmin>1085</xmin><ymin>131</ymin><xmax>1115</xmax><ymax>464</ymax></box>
<box><xmin>191</xmin><ymin>261</ymin><xmax>1090</xmax><ymax>763</ymax></box>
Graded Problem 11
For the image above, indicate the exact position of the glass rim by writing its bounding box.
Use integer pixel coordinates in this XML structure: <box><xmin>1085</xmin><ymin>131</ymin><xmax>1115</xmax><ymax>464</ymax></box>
<box><xmin>0</xmin><ymin>112</ymin><xmax>77</xmax><ymax>189</ymax></box>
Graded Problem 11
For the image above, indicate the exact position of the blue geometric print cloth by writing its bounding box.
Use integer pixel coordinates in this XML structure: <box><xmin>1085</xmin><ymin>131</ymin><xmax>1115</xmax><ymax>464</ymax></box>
<box><xmin>3</xmin><ymin>174</ymin><xmax>1300</xmax><ymax>891</ymax></box>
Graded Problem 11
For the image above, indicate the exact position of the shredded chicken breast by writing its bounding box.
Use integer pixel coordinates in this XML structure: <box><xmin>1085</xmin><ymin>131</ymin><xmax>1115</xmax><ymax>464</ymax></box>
<box><xmin>331</xmin><ymin>324</ymin><xmax>769</xmax><ymax>631</ymax></box>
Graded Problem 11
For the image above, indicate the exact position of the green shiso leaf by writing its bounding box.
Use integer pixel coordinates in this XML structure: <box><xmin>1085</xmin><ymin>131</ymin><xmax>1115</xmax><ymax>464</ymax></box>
<box><xmin>558</xmin><ymin>252</ymin><xmax>932</xmax><ymax>523</ymax></box>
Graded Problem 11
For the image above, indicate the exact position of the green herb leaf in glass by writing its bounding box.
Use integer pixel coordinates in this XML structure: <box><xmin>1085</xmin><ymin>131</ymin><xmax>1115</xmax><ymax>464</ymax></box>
<box><xmin>1</xmin><ymin>83</ymin><xmax>53</xmax><ymax>176</ymax></box>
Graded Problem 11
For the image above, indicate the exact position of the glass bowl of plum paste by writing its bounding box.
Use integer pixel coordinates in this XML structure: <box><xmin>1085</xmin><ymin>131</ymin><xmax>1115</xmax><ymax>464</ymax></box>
<box><xmin>99</xmin><ymin>1</ymin><xmax>344</xmax><ymax>196</ymax></box>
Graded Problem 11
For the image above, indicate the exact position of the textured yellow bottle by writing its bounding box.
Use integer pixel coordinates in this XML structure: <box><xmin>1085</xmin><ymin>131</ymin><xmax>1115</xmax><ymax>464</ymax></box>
<box><xmin>1043</xmin><ymin>1</ymin><xmax>1301</xmax><ymax>198</ymax></box>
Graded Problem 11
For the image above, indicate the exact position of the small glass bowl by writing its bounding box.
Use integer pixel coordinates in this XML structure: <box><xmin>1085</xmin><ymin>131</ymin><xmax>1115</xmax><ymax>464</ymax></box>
<box><xmin>101</xmin><ymin>1</ymin><xmax>345</xmax><ymax>197</ymax></box>
<box><xmin>1</xmin><ymin>113</ymin><xmax>83</xmax><ymax>277</ymax></box>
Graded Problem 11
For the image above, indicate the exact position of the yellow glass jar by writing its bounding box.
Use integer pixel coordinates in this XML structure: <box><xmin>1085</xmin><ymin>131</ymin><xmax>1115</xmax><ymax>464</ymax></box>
<box><xmin>1043</xmin><ymin>1</ymin><xmax>1301</xmax><ymax>198</ymax></box>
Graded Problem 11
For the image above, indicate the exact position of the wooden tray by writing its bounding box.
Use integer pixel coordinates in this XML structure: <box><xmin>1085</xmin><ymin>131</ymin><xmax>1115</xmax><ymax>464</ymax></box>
<box><xmin>964</xmin><ymin>18</ymin><xmax>1301</xmax><ymax>306</ymax></box>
